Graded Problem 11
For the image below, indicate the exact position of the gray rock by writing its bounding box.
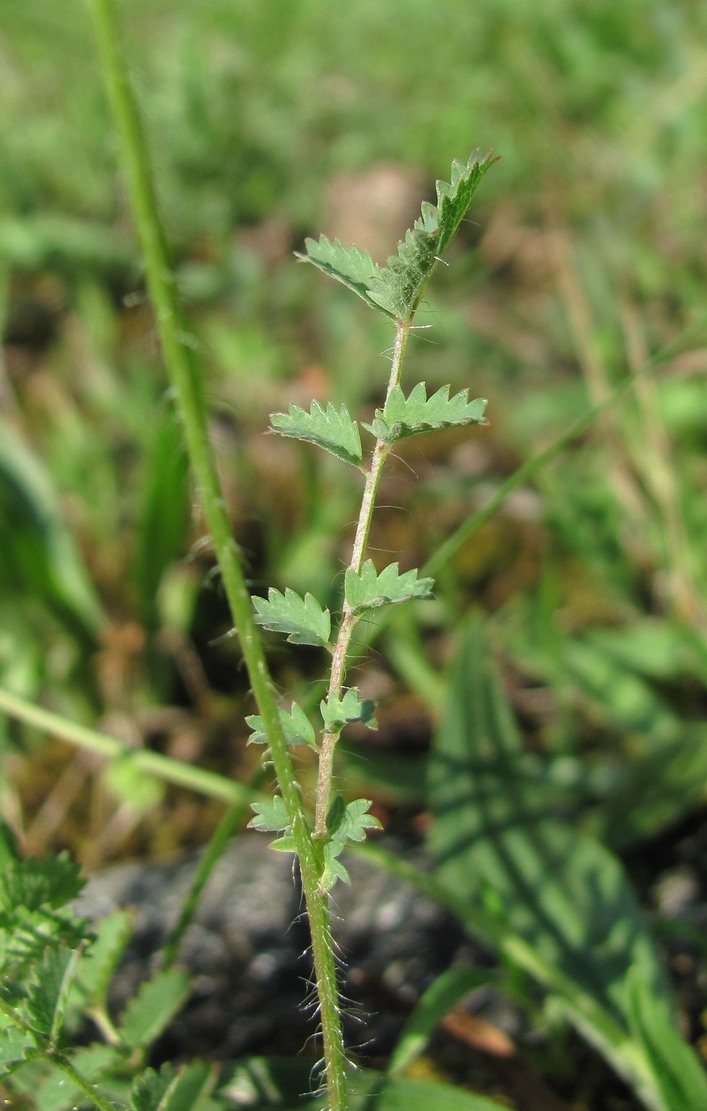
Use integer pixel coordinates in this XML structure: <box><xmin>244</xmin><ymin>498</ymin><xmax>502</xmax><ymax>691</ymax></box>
<box><xmin>76</xmin><ymin>833</ymin><xmax>477</xmax><ymax>1063</ymax></box>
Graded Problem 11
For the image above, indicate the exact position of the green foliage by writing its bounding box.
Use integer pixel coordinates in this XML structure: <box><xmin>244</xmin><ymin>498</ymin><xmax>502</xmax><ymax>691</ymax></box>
<box><xmin>247</xmin><ymin>794</ymin><xmax>291</xmax><ymax>835</ymax></box>
<box><xmin>387</xmin><ymin>966</ymin><xmax>496</xmax><ymax>1078</ymax></box>
<box><xmin>133</xmin><ymin>402</ymin><xmax>191</xmax><ymax>631</ymax></box>
<box><xmin>320</xmin><ymin>796</ymin><xmax>382</xmax><ymax>890</ymax></box>
<box><xmin>252</xmin><ymin>586</ymin><xmax>332</xmax><ymax>648</ymax></box>
<box><xmin>345</xmin><ymin>561</ymin><xmax>434</xmax><ymax>615</ymax></box>
<box><xmin>25</xmin><ymin>948</ymin><xmax>81</xmax><ymax>1043</ymax></box>
<box><xmin>130</xmin><ymin>1063</ymin><xmax>216</xmax><ymax>1111</ymax></box>
<box><xmin>0</xmin><ymin>840</ymin><xmax>202</xmax><ymax>1111</ymax></box>
<box><xmin>300</xmin><ymin>151</ymin><xmax>496</xmax><ymax>321</ymax></box>
<box><xmin>362</xmin><ymin>384</ymin><xmax>487</xmax><ymax>444</ymax></box>
<box><xmin>0</xmin><ymin>845</ymin><xmax>90</xmax><ymax>973</ymax></box>
<box><xmin>295</xmin><ymin>237</ymin><xmax>382</xmax><ymax>313</ymax></box>
<box><xmin>6</xmin><ymin>4</ymin><xmax>707</xmax><ymax>1099</ymax></box>
<box><xmin>118</xmin><ymin>970</ymin><xmax>191</xmax><ymax>1049</ymax></box>
<box><xmin>321</xmin><ymin>689</ymin><xmax>378</xmax><ymax>733</ymax></box>
<box><xmin>325</xmin><ymin>795</ymin><xmax>381</xmax><ymax>844</ymax></box>
<box><xmin>246</xmin><ymin>702</ymin><xmax>317</xmax><ymax>751</ymax></box>
<box><xmin>0</xmin><ymin>421</ymin><xmax>104</xmax><ymax>651</ymax></box>
<box><xmin>270</xmin><ymin>401</ymin><xmax>363</xmax><ymax>469</ymax></box>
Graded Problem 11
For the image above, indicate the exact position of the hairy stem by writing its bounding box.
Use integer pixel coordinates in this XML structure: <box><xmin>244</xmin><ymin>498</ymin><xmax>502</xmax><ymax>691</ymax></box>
<box><xmin>88</xmin><ymin>1</ymin><xmax>347</xmax><ymax>1105</ymax></box>
<box><xmin>314</xmin><ymin>319</ymin><xmax>411</xmax><ymax>836</ymax></box>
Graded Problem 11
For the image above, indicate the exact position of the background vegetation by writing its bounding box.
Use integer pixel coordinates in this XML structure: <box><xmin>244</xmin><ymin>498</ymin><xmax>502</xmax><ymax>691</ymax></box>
<box><xmin>2</xmin><ymin>1</ymin><xmax>707</xmax><ymax>1107</ymax></box>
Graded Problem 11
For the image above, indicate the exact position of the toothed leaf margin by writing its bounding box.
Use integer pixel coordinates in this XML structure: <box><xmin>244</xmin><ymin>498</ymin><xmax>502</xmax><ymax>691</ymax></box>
<box><xmin>345</xmin><ymin>560</ymin><xmax>434</xmax><ymax>615</ymax></box>
<box><xmin>253</xmin><ymin>587</ymin><xmax>331</xmax><ymax>648</ymax></box>
<box><xmin>363</xmin><ymin>384</ymin><xmax>487</xmax><ymax>444</ymax></box>
<box><xmin>270</xmin><ymin>400</ymin><xmax>363</xmax><ymax>469</ymax></box>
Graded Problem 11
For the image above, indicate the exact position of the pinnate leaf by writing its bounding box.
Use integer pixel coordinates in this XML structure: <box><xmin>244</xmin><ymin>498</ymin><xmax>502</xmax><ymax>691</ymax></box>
<box><xmin>75</xmin><ymin>908</ymin><xmax>135</xmax><ymax>1008</ymax></box>
<box><xmin>131</xmin><ymin>1062</ymin><xmax>215</xmax><ymax>1111</ymax></box>
<box><xmin>369</xmin><ymin>150</ymin><xmax>498</xmax><ymax>319</ymax></box>
<box><xmin>119</xmin><ymin>968</ymin><xmax>190</xmax><ymax>1049</ymax></box>
<box><xmin>434</xmin><ymin>152</ymin><xmax>499</xmax><ymax>254</ymax></box>
<box><xmin>319</xmin><ymin>840</ymin><xmax>351</xmax><ymax>892</ymax></box>
<box><xmin>26</xmin><ymin>947</ymin><xmax>78</xmax><ymax>1041</ymax></box>
<box><xmin>363</xmin><ymin>383</ymin><xmax>487</xmax><ymax>444</ymax></box>
<box><xmin>345</xmin><ymin>560</ymin><xmax>434</xmax><ymax>614</ymax></box>
<box><xmin>253</xmin><ymin>587</ymin><xmax>331</xmax><ymax>647</ymax></box>
<box><xmin>131</xmin><ymin>1064</ymin><xmax>176</xmax><ymax>1111</ymax></box>
<box><xmin>246</xmin><ymin>702</ymin><xmax>317</xmax><ymax>751</ymax></box>
<box><xmin>296</xmin><ymin>236</ymin><xmax>381</xmax><ymax>312</ymax></box>
<box><xmin>321</xmin><ymin>688</ymin><xmax>377</xmax><ymax>732</ymax></box>
<box><xmin>299</xmin><ymin>152</ymin><xmax>496</xmax><ymax>322</ymax></box>
<box><xmin>0</xmin><ymin>852</ymin><xmax>84</xmax><ymax>913</ymax></box>
<box><xmin>270</xmin><ymin>400</ymin><xmax>363</xmax><ymax>468</ymax></box>
<box><xmin>0</xmin><ymin>854</ymin><xmax>91</xmax><ymax>975</ymax></box>
<box><xmin>317</xmin><ymin>797</ymin><xmax>382</xmax><ymax>892</ymax></box>
<box><xmin>366</xmin><ymin>224</ymin><xmax>440</xmax><ymax>319</ymax></box>
<box><xmin>248</xmin><ymin>795</ymin><xmax>291</xmax><ymax>834</ymax></box>
<box><xmin>326</xmin><ymin>795</ymin><xmax>382</xmax><ymax>845</ymax></box>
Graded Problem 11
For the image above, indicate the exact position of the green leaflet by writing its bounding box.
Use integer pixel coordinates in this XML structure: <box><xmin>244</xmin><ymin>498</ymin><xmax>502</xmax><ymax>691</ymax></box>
<box><xmin>362</xmin><ymin>383</ymin><xmax>487</xmax><ymax>443</ymax></box>
<box><xmin>345</xmin><ymin>559</ymin><xmax>434</xmax><ymax>614</ymax></box>
<box><xmin>247</xmin><ymin>794</ymin><xmax>291</xmax><ymax>834</ymax></box>
<box><xmin>320</xmin><ymin>797</ymin><xmax>382</xmax><ymax>892</ymax></box>
<box><xmin>0</xmin><ymin>851</ymin><xmax>85</xmax><ymax>913</ymax></box>
<box><xmin>246</xmin><ymin>702</ymin><xmax>317</xmax><ymax>751</ymax></box>
<box><xmin>252</xmin><ymin>586</ymin><xmax>332</xmax><ymax>648</ymax></box>
<box><xmin>321</xmin><ymin>688</ymin><xmax>378</xmax><ymax>732</ymax></box>
<box><xmin>130</xmin><ymin>1062</ymin><xmax>215</xmax><ymax>1111</ymax></box>
<box><xmin>270</xmin><ymin>400</ymin><xmax>363</xmax><ymax>468</ymax></box>
<box><xmin>326</xmin><ymin>795</ymin><xmax>382</xmax><ymax>845</ymax></box>
<box><xmin>299</xmin><ymin>151</ymin><xmax>497</xmax><ymax>321</ymax></box>
<box><xmin>26</xmin><ymin>947</ymin><xmax>80</xmax><ymax>1042</ymax></box>
<box><xmin>434</xmin><ymin>153</ymin><xmax>499</xmax><ymax>254</ymax></box>
<box><xmin>119</xmin><ymin>968</ymin><xmax>191</xmax><ymax>1050</ymax></box>
<box><xmin>295</xmin><ymin>236</ymin><xmax>382</xmax><ymax>313</ymax></box>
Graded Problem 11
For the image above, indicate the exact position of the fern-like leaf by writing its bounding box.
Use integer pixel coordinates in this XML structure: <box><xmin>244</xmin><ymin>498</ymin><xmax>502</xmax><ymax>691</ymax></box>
<box><xmin>326</xmin><ymin>795</ymin><xmax>382</xmax><ymax>845</ymax></box>
<box><xmin>370</xmin><ymin>150</ymin><xmax>498</xmax><ymax>319</ymax></box>
<box><xmin>298</xmin><ymin>152</ymin><xmax>497</xmax><ymax>322</ymax></box>
<box><xmin>366</xmin><ymin>224</ymin><xmax>440</xmax><ymax>319</ymax></box>
<box><xmin>321</xmin><ymin>688</ymin><xmax>377</xmax><ymax>732</ymax></box>
<box><xmin>248</xmin><ymin>795</ymin><xmax>291</xmax><ymax>834</ymax></box>
<box><xmin>119</xmin><ymin>969</ymin><xmax>191</xmax><ymax>1049</ymax></box>
<box><xmin>246</xmin><ymin>702</ymin><xmax>317</xmax><ymax>751</ymax></box>
<box><xmin>0</xmin><ymin>853</ymin><xmax>85</xmax><ymax>913</ymax></box>
<box><xmin>253</xmin><ymin>587</ymin><xmax>332</xmax><ymax>648</ymax></box>
<box><xmin>26</xmin><ymin>947</ymin><xmax>79</xmax><ymax>1042</ymax></box>
<box><xmin>435</xmin><ymin>152</ymin><xmax>499</xmax><ymax>254</ymax></box>
<box><xmin>296</xmin><ymin>236</ymin><xmax>382</xmax><ymax>312</ymax></box>
<box><xmin>131</xmin><ymin>1064</ymin><xmax>177</xmax><ymax>1111</ymax></box>
<box><xmin>318</xmin><ymin>797</ymin><xmax>382</xmax><ymax>892</ymax></box>
<box><xmin>270</xmin><ymin>400</ymin><xmax>363</xmax><ymax>468</ymax></box>
<box><xmin>363</xmin><ymin>383</ymin><xmax>487</xmax><ymax>443</ymax></box>
<box><xmin>345</xmin><ymin>560</ymin><xmax>434</xmax><ymax>614</ymax></box>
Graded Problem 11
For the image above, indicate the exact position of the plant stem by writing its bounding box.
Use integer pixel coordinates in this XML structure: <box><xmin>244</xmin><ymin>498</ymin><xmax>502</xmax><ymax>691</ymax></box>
<box><xmin>87</xmin><ymin>2</ymin><xmax>347</xmax><ymax>1105</ymax></box>
<box><xmin>0</xmin><ymin>686</ymin><xmax>257</xmax><ymax>805</ymax></box>
<box><xmin>314</xmin><ymin>319</ymin><xmax>410</xmax><ymax>836</ymax></box>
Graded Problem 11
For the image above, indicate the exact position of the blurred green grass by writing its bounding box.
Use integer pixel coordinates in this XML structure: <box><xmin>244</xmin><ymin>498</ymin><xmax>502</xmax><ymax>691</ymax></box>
<box><xmin>1</xmin><ymin>0</ymin><xmax>707</xmax><ymax>873</ymax></box>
